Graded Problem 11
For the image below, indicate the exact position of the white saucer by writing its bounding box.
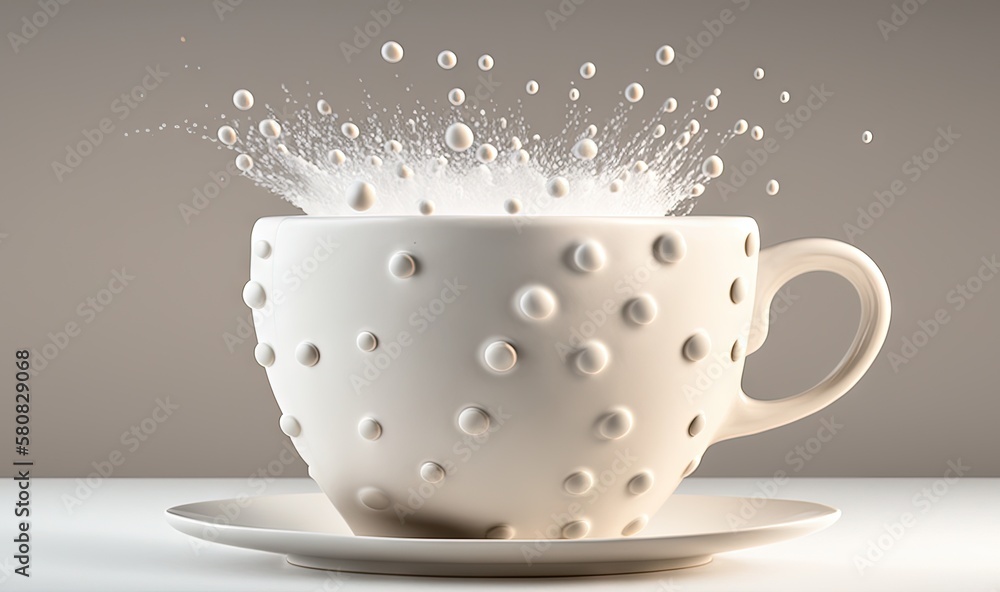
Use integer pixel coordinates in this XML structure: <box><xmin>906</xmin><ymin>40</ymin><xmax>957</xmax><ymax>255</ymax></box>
<box><xmin>166</xmin><ymin>493</ymin><xmax>839</xmax><ymax>577</ymax></box>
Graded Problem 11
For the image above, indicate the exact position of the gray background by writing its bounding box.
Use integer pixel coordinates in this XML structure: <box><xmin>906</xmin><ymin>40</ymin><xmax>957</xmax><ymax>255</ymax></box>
<box><xmin>1</xmin><ymin>0</ymin><xmax>996</xmax><ymax>478</ymax></box>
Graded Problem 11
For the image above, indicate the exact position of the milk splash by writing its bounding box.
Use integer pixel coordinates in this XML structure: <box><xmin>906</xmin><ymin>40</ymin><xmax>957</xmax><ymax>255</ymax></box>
<box><xmin>210</xmin><ymin>43</ymin><xmax>765</xmax><ymax>217</ymax></box>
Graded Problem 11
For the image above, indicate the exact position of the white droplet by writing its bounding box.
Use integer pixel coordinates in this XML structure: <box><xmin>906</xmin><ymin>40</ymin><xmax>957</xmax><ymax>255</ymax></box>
<box><xmin>448</xmin><ymin>88</ymin><xmax>466</xmax><ymax>106</ymax></box>
<box><xmin>341</xmin><ymin>122</ymin><xmax>359</xmax><ymax>139</ymax></box>
<box><xmin>316</xmin><ymin>99</ymin><xmax>332</xmax><ymax>115</ymax></box>
<box><xmin>569</xmin><ymin>88</ymin><xmax>580</xmax><ymax>101</ymax></box>
<box><xmin>368</xmin><ymin>155</ymin><xmax>383</xmax><ymax>168</ymax></box>
<box><xmin>504</xmin><ymin>198</ymin><xmax>522</xmax><ymax>214</ymax></box>
<box><xmin>476</xmin><ymin>143</ymin><xmax>497</xmax><ymax>163</ymax></box>
<box><xmin>766</xmin><ymin>179</ymin><xmax>780</xmax><ymax>195</ymax></box>
<box><xmin>437</xmin><ymin>50</ymin><xmax>457</xmax><ymax>69</ymax></box>
<box><xmin>702</xmin><ymin>155</ymin><xmax>724</xmax><ymax>178</ymax></box>
<box><xmin>511</xmin><ymin>149</ymin><xmax>529</xmax><ymax>164</ymax></box>
<box><xmin>705</xmin><ymin>94</ymin><xmax>718</xmax><ymax>110</ymax></box>
<box><xmin>397</xmin><ymin>163</ymin><xmax>414</xmax><ymax>179</ymax></box>
<box><xmin>546</xmin><ymin>176</ymin><xmax>569</xmax><ymax>198</ymax></box>
<box><xmin>519</xmin><ymin>286</ymin><xmax>557</xmax><ymax>320</ymax></box>
<box><xmin>347</xmin><ymin>181</ymin><xmax>376</xmax><ymax>212</ymax></box>
<box><xmin>676</xmin><ymin>131</ymin><xmax>691</xmax><ymax>148</ymax></box>
<box><xmin>586</xmin><ymin>124</ymin><xmax>597</xmax><ymax>138</ymax></box>
<box><xmin>380</xmin><ymin>41</ymin><xmax>403</xmax><ymax>63</ymax></box>
<box><xmin>458</xmin><ymin>407</ymin><xmax>490</xmax><ymax>436</ymax></box>
<box><xmin>753</xmin><ymin>67</ymin><xmax>765</xmax><ymax>80</ymax></box>
<box><xmin>750</xmin><ymin>125</ymin><xmax>764</xmax><ymax>141</ymax></box>
<box><xmin>653</xmin><ymin>124</ymin><xmax>665</xmax><ymax>138</ymax></box>
<box><xmin>274</xmin><ymin>143</ymin><xmax>289</xmax><ymax>156</ymax></box>
<box><xmin>632</xmin><ymin>160</ymin><xmax>648</xmax><ymax>174</ymax></box>
<box><xmin>235</xmin><ymin>154</ymin><xmax>253</xmax><ymax>172</ymax></box>
<box><xmin>609</xmin><ymin>179</ymin><xmax>623</xmax><ymax>193</ymax></box>
<box><xmin>714</xmin><ymin>88</ymin><xmax>722</xmax><ymax>96</ymax></box>
<box><xmin>417</xmin><ymin>199</ymin><xmax>434</xmax><ymax>215</ymax></box>
<box><xmin>862</xmin><ymin>130</ymin><xmax>873</xmax><ymax>144</ymax></box>
<box><xmin>217</xmin><ymin>125</ymin><xmax>237</xmax><ymax>146</ymax></box>
<box><xmin>233</xmin><ymin>89</ymin><xmax>254</xmax><ymax>110</ymax></box>
<box><xmin>356</xmin><ymin>331</ymin><xmax>378</xmax><ymax>352</ymax></box>
<box><xmin>508</xmin><ymin>136</ymin><xmax>522</xmax><ymax>150</ymax></box>
<box><xmin>328</xmin><ymin>149</ymin><xmax>346</xmax><ymax>165</ymax></box>
<box><xmin>478</xmin><ymin>54</ymin><xmax>494</xmax><ymax>71</ymax></box>
<box><xmin>385</xmin><ymin>139</ymin><xmax>402</xmax><ymax>153</ymax></box>
<box><xmin>258</xmin><ymin>119</ymin><xmax>281</xmax><ymax>139</ymax></box>
<box><xmin>779</xmin><ymin>91</ymin><xmax>790</xmax><ymax>103</ymax></box>
<box><xmin>445</xmin><ymin>122</ymin><xmax>474</xmax><ymax>151</ymax></box>
<box><xmin>687</xmin><ymin>119</ymin><xmax>700</xmax><ymax>135</ymax></box>
<box><xmin>572</xmin><ymin>138</ymin><xmax>598</xmax><ymax>160</ymax></box>
<box><xmin>655</xmin><ymin>45</ymin><xmax>675</xmax><ymax>65</ymax></box>
<box><xmin>734</xmin><ymin>119</ymin><xmax>748</xmax><ymax>135</ymax></box>
<box><xmin>580</xmin><ymin>62</ymin><xmax>596</xmax><ymax>79</ymax></box>
<box><xmin>691</xmin><ymin>183</ymin><xmax>705</xmax><ymax>197</ymax></box>
<box><xmin>664</xmin><ymin>97</ymin><xmax>677</xmax><ymax>112</ymax></box>
<box><xmin>625</xmin><ymin>82</ymin><xmax>644</xmax><ymax>103</ymax></box>
<box><xmin>526</xmin><ymin>80</ymin><xmax>539</xmax><ymax>95</ymax></box>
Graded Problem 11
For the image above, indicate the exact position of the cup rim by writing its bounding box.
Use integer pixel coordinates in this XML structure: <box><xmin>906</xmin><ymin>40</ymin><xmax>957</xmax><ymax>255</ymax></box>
<box><xmin>259</xmin><ymin>214</ymin><xmax>757</xmax><ymax>224</ymax></box>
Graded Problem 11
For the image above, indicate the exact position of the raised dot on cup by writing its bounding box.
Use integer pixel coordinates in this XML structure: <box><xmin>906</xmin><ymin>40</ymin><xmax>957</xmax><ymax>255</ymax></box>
<box><xmin>654</xmin><ymin>230</ymin><xmax>687</xmax><ymax>263</ymax></box>
<box><xmin>730</xmin><ymin>278</ymin><xmax>748</xmax><ymax>304</ymax></box>
<box><xmin>358</xmin><ymin>487</ymin><xmax>390</xmax><ymax>511</ymax></box>
<box><xmin>295</xmin><ymin>342</ymin><xmax>320</xmax><ymax>366</ymax></box>
<box><xmin>575</xmin><ymin>341</ymin><xmax>610</xmax><ymax>375</ymax></box>
<box><xmin>358</xmin><ymin>417</ymin><xmax>382</xmax><ymax>441</ymax></box>
<box><xmin>388</xmin><ymin>251</ymin><xmax>417</xmax><ymax>278</ymax></box>
<box><xmin>484</xmin><ymin>341</ymin><xmax>517</xmax><ymax>372</ymax></box>
<box><xmin>561</xmin><ymin>520</ymin><xmax>591</xmax><ymax>539</ymax></box>
<box><xmin>745</xmin><ymin>232</ymin><xmax>759</xmax><ymax>257</ymax></box>
<box><xmin>573</xmin><ymin>240</ymin><xmax>607</xmax><ymax>272</ymax></box>
<box><xmin>242</xmin><ymin>281</ymin><xmax>266</xmax><ymax>309</ymax></box>
<box><xmin>420</xmin><ymin>461</ymin><xmax>446</xmax><ymax>483</ymax></box>
<box><xmin>688</xmin><ymin>413</ymin><xmax>706</xmax><ymax>437</ymax></box>
<box><xmin>519</xmin><ymin>286</ymin><xmax>557</xmax><ymax>320</ymax></box>
<box><xmin>563</xmin><ymin>470</ymin><xmax>595</xmax><ymax>495</ymax></box>
<box><xmin>458</xmin><ymin>407</ymin><xmax>491</xmax><ymax>436</ymax></box>
<box><xmin>627</xmin><ymin>470</ymin><xmax>654</xmax><ymax>495</ymax></box>
<box><xmin>254</xmin><ymin>343</ymin><xmax>275</xmax><ymax>367</ymax></box>
<box><xmin>625</xmin><ymin>294</ymin><xmax>658</xmax><ymax>325</ymax></box>
<box><xmin>279</xmin><ymin>414</ymin><xmax>301</xmax><ymax>437</ymax></box>
<box><xmin>597</xmin><ymin>407</ymin><xmax>634</xmax><ymax>440</ymax></box>
<box><xmin>486</xmin><ymin>524</ymin><xmax>515</xmax><ymax>539</ymax></box>
<box><xmin>683</xmin><ymin>331</ymin><xmax>711</xmax><ymax>362</ymax></box>
<box><xmin>621</xmin><ymin>515</ymin><xmax>649</xmax><ymax>537</ymax></box>
<box><xmin>253</xmin><ymin>240</ymin><xmax>272</xmax><ymax>259</ymax></box>
<box><xmin>356</xmin><ymin>331</ymin><xmax>378</xmax><ymax>352</ymax></box>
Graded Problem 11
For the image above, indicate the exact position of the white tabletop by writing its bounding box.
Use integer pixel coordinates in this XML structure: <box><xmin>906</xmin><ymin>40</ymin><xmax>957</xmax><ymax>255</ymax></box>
<box><xmin>3</xmin><ymin>478</ymin><xmax>998</xmax><ymax>591</ymax></box>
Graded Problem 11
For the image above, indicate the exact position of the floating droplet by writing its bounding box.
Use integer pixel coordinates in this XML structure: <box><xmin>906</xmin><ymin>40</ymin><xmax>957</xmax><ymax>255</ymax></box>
<box><xmin>702</xmin><ymin>155</ymin><xmax>724</xmax><ymax>178</ymax></box>
<box><xmin>381</xmin><ymin>41</ymin><xmax>403</xmax><ymax>63</ymax></box>
<box><xmin>664</xmin><ymin>97</ymin><xmax>677</xmax><ymax>112</ymax></box>
<box><xmin>546</xmin><ymin>176</ymin><xmax>570</xmax><ymax>197</ymax></box>
<box><xmin>217</xmin><ymin>125</ymin><xmax>237</xmax><ymax>145</ymax></box>
<box><xmin>448</xmin><ymin>88</ymin><xmax>465</xmax><ymax>106</ymax></box>
<box><xmin>445</xmin><ymin>122</ymin><xmax>474</xmax><ymax>151</ymax></box>
<box><xmin>437</xmin><ymin>50</ymin><xmax>457</xmax><ymax>69</ymax></box>
<box><xmin>347</xmin><ymin>181</ymin><xmax>376</xmax><ymax>211</ymax></box>
<box><xmin>625</xmin><ymin>82</ymin><xmax>644</xmax><ymax>103</ymax></box>
<box><xmin>316</xmin><ymin>99</ymin><xmax>331</xmax><ymax>115</ymax></box>
<box><xmin>476</xmin><ymin>143</ymin><xmax>497</xmax><ymax>163</ymax></box>
<box><xmin>753</xmin><ymin>67</ymin><xmax>765</xmax><ymax>80</ymax></box>
<box><xmin>750</xmin><ymin>125</ymin><xmax>764</xmax><ymax>141</ymax></box>
<box><xmin>655</xmin><ymin>45</ymin><xmax>675</xmax><ymax>65</ymax></box>
<box><xmin>779</xmin><ymin>91</ymin><xmax>790</xmax><ymax>103</ymax></box>
<box><xmin>258</xmin><ymin>119</ymin><xmax>281</xmax><ymax>139</ymax></box>
<box><xmin>572</xmin><ymin>138</ymin><xmax>598</xmax><ymax>160</ymax></box>
<box><xmin>478</xmin><ymin>54</ymin><xmax>494</xmax><ymax>71</ymax></box>
<box><xmin>341</xmin><ymin>122</ymin><xmax>359</xmax><ymax>139</ymax></box>
<box><xmin>580</xmin><ymin>62</ymin><xmax>596</xmax><ymax>79</ymax></box>
<box><xmin>526</xmin><ymin>80</ymin><xmax>539</xmax><ymax>95</ymax></box>
<box><xmin>862</xmin><ymin>130</ymin><xmax>873</xmax><ymax>144</ymax></box>
<box><xmin>235</xmin><ymin>154</ymin><xmax>253</xmax><ymax>172</ymax></box>
<box><xmin>766</xmin><ymin>179</ymin><xmax>780</xmax><ymax>195</ymax></box>
<box><xmin>328</xmin><ymin>149</ymin><xmax>346</xmax><ymax>165</ymax></box>
<box><xmin>233</xmin><ymin>89</ymin><xmax>253</xmax><ymax>110</ymax></box>
<box><xmin>734</xmin><ymin>119</ymin><xmax>748</xmax><ymax>134</ymax></box>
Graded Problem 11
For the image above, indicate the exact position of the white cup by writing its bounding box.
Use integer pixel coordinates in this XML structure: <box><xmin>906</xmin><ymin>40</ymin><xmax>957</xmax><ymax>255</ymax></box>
<box><xmin>244</xmin><ymin>215</ymin><xmax>890</xmax><ymax>539</ymax></box>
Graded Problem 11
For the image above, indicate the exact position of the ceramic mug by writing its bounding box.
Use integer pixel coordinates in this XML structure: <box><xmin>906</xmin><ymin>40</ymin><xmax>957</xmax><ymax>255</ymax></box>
<box><xmin>243</xmin><ymin>215</ymin><xmax>890</xmax><ymax>539</ymax></box>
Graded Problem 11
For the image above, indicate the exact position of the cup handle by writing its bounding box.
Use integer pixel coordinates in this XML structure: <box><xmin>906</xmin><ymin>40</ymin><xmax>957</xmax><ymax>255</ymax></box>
<box><xmin>713</xmin><ymin>238</ymin><xmax>891</xmax><ymax>442</ymax></box>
